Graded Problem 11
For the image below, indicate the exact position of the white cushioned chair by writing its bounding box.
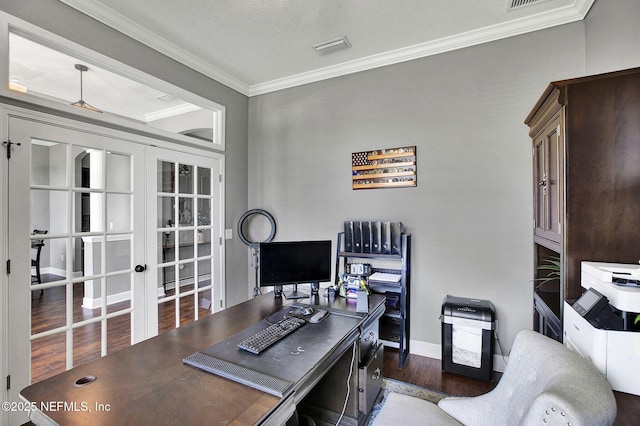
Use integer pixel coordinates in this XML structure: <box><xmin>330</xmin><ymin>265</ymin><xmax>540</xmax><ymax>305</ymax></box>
<box><xmin>373</xmin><ymin>329</ymin><xmax>616</xmax><ymax>426</ymax></box>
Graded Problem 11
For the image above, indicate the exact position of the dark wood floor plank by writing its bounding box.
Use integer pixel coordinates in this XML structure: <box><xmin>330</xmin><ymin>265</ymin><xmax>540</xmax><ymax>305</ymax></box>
<box><xmin>30</xmin><ymin>275</ymin><xmax>212</xmax><ymax>383</ymax></box>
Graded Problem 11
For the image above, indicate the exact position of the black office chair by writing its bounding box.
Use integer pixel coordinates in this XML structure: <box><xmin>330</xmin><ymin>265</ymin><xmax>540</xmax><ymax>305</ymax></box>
<box><xmin>31</xmin><ymin>229</ymin><xmax>48</xmax><ymax>286</ymax></box>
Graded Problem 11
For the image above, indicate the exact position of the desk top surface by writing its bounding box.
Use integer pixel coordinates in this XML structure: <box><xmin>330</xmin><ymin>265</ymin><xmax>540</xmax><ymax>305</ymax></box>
<box><xmin>21</xmin><ymin>293</ymin><xmax>385</xmax><ymax>426</ymax></box>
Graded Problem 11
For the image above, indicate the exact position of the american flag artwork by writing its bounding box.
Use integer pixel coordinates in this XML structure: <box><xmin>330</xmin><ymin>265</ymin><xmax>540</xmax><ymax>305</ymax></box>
<box><xmin>351</xmin><ymin>151</ymin><xmax>370</xmax><ymax>167</ymax></box>
<box><xmin>351</xmin><ymin>146</ymin><xmax>417</xmax><ymax>190</ymax></box>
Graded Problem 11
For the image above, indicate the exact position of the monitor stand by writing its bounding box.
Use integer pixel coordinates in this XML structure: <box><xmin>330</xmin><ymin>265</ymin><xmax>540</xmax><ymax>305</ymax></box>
<box><xmin>283</xmin><ymin>284</ymin><xmax>308</xmax><ymax>300</ymax></box>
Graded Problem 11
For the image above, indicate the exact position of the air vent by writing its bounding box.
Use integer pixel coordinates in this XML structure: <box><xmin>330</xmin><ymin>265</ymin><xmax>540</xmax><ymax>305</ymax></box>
<box><xmin>509</xmin><ymin>0</ymin><xmax>546</xmax><ymax>9</ymax></box>
<box><xmin>313</xmin><ymin>36</ymin><xmax>351</xmax><ymax>56</ymax></box>
<box><xmin>155</xmin><ymin>93</ymin><xmax>176</xmax><ymax>102</ymax></box>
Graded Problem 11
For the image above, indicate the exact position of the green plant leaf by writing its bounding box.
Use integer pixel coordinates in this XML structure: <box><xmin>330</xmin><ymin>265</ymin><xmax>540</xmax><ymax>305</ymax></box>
<box><xmin>534</xmin><ymin>257</ymin><xmax>561</xmax><ymax>289</ymax></box>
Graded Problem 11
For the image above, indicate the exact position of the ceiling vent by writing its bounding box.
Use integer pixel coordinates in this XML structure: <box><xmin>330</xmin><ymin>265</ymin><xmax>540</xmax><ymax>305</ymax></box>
<box><xmin>313</xmin><ymin>36</ymin><xmax>351</xmax><ymax>56</ymax></box>
<box><xmin>509</xmin><ymin>0</ymin><xmax>547</xmax><ymax>9</ymax></box>
<box><xmin>155</xmin><ymin>93</ymin><xmax>177</xmax><ymax>102</ymax></box>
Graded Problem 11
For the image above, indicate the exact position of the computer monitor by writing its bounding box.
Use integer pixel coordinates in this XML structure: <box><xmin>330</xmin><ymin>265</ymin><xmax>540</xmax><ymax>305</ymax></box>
<box><xmin>259</xmin><ymin>240</ymin><xmax>332</xmax><ymax>299</ymax></box>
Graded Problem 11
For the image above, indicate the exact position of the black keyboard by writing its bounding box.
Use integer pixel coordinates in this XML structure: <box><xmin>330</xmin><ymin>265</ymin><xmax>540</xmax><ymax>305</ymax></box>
<box><xmin>237</xmin><ymin>316</ymin><xmax>306</xmax><ymax>354</ymax></box>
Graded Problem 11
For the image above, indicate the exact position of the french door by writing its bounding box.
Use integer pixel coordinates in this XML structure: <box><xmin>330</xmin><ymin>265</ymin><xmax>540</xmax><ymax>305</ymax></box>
<box><xmin>6</xmin><ymin>116</ymin><xmax>146</xmax><ymax>423</ymax></box>
<box><xmin>5</xmin><ymin>113</ymin><xmax>224</xmax><ymax>424</ymax></box>
<box><xmin>145</xmin><ymin>147</ymin><xmax>224</xmax><ymax>338</ymax></box>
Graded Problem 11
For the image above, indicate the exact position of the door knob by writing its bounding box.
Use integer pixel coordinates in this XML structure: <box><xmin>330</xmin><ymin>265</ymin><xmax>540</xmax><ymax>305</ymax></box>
<box><xmin>135</xmin><ymin>264</ymin><xmax>147</xmax><ymax>273</ymax></box>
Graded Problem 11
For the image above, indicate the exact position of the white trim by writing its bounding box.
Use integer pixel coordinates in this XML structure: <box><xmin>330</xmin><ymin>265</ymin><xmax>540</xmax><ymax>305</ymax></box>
<box><xmin>0</xmin><ymin>12</ymin><xmax>226</xmax><ymax>151</ymax></box>
<box><xmin>59</xmin><ymin>0</ymin><xmax>593</xmax><ymax>96</ymax></box>
<box><xmin>408</xmin><ymin>339</ymin><xmax>508</xmax><ymax>373</ymax></box>
<box><xmin>159</xmin><ymin>274</ymin><xmax>213</xmax><ymax>293</ymax></box>
<box><xmin>58</xmin><ymin>0</ymin><xmax>248</xmax><ymax>96</ymax></box>
<box><xmin>0</xmin><ymin>91</ymin><xmax>9</xmax><ymax>426</ymax></box>
<box><xmin>143</xmin><ymin>103</ymin><xmax>202</xmax><ymax>123</ymax></box>
<box><xmin>82</xmin><ymin>290</ymin><xmax>132</xmax><ymax>310</ymax></box>
<box><xmin>409</xmin><ymin>339</ymin><xmax>442</xmax><ymax>360</ymax></box>
<box><xmin>249</xmin><ymin>0</ymin><xmax>595</xmax><ymax>96</ymax></box>
<box><xmin>0</xmin><ymin>104</ymin><xmax>226</xmax><ymax>158</ymax></box>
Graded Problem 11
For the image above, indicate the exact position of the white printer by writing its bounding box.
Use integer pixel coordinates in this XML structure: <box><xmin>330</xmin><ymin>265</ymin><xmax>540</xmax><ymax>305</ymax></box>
<box><xmin>581</xmin><ymin>261</ymin><xmax>640</xmax><ymax>315</ymax></box>
<box><xmin>564</xmin><ymin>261</ymin><xmax>640</xmax><ymax>395</ymax></box>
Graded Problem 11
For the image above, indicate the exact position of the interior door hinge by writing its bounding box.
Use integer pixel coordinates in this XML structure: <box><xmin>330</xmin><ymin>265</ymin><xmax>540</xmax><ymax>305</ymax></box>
<box><xmin>6</xmin><ymin>259</ymin><xmax>10</xmax><ymax>274</ymax></box>
<box><xmin>219</xmin><ymin>174</ymin><xmax>222</xmax><ymax>183</ymax></box>
<box><xmin>6</xmin><ymin>374</ymin><xmax>10</xmax><ymax>390</ymax></box>
<box><xmin>2</xmin><ymin>140</ymin><xmax>22</xmax><ymax>159</ymax></box>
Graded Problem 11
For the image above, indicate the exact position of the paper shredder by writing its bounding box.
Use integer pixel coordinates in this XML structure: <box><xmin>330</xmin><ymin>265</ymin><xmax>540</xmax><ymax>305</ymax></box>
<box><xmin>441</xmin><ymin>295</ymin><xmax>495</xmax><ymax>381</ymax></box>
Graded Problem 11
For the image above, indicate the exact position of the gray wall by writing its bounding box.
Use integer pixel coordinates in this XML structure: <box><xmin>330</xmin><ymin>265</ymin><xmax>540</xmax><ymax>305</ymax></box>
<box><xmin>248</xmin><ymin>23</ymin><xmax>586</xmax><ymax>352</ymax></box>
<box><xmin>4</xmin><ymin>0</ymin><xmax>640</xmax><ymax>352</ymax></box>
<box><xmin>248</xmin><ymin>0</ymin><xmax>640</xmax><ymax>352</ymax></box>
<box><xmin>585</xmin><ymin>0</ymin><xmax>640</xmax><ymax>74</ymax></box>
<box><xmin>0</xmin><ymin>0</ymin><xmax>250</xmax><ymax>306</ymax></box>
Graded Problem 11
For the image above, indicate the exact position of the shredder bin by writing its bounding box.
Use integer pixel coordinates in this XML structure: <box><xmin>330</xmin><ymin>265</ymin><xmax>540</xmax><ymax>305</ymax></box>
<box><xmin>441</xmin><ymin>295</ymin><xmax>495</xmax><ymax>381</ymax></box>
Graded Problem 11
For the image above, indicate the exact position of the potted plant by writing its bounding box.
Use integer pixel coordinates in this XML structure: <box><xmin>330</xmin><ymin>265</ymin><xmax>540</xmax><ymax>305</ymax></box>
<box><xmin>535</xmin><ymin>256</ymin><xmax>561</xmax><ymax>290</ymax></box>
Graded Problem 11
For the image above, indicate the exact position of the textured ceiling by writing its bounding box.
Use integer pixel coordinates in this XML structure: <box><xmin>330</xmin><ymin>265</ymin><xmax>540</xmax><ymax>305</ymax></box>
<box><xmin>57</xmin><ymin>0</ymin><xmax>594</xmax><ymax>96</ymax></box>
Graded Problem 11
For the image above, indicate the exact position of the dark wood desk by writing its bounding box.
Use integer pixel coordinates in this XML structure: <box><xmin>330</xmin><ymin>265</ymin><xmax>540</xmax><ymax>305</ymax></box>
<box><xmin>22</xmin><ymin>293</ymin><xmax>385</xmax><ymax>425</ymax></box>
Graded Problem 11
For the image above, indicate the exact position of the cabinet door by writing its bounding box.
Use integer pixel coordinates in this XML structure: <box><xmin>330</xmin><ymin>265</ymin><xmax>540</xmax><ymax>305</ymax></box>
<box><xmin>533</xmin><ymin>114</ymin><xmax>563</xmax><ymax>244</ymax></box>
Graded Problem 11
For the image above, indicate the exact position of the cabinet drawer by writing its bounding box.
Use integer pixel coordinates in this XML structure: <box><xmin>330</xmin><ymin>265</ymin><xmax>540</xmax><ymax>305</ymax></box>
<box><xmin>359</xmin><ymin>343</ymin><xmax>384</xmax><ymax>415</ymax></box>
<box><xmin>359</xmin><ymin>321</ymin><xmax>379</xmax><ymax>364</ymax></box>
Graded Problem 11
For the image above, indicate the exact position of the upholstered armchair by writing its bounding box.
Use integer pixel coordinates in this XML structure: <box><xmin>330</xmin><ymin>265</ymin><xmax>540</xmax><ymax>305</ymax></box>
<box><xmin>373</xmin><ymin>329</ymin><xmax>616</xmax><ymax>426</ymax></box>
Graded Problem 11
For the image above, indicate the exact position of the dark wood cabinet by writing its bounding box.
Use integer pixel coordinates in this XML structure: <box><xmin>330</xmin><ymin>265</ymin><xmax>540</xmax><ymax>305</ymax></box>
<box><xmin>532</xmin><ymin>111</ymin><xmax>563</xmax><ymax>246</ymax></box>
<box><xmin>525</xmin><ymin>68</ymin><xmax>640</xmax><ymax>340</ymax></box>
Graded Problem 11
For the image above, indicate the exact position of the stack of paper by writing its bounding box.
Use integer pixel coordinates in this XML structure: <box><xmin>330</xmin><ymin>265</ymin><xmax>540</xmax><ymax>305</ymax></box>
<box><xmin>369</xmin><ymin>272</ymin><xmax>401</xmax><ymax>283</ymax></box>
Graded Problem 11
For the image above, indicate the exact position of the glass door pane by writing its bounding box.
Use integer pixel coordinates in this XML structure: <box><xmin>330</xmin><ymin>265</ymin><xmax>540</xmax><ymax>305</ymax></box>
<box><xmin>150</xmin><ymin>150</ymin><xmax>223</xmax><ymax>336</ymax></box>
<box><xmin>7</xmin><ymin>118</ymin><xmax>146</xmax><ymax>400</ymax></box>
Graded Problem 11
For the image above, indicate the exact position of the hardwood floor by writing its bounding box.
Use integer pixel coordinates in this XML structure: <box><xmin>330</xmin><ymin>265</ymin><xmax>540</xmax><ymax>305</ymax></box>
<box><xmin>30</xmin><ymin>275</ymin><xmax>212</xmax><ymax>384</ymax></box>
<box><xmin>382</xmin><ymin>348</ymin><xmax>497</xmax><ymax>397</ymax></box>
<box><xmin>382</xmin><ymin>347</ymin><xmax>640</xmax><ymax>425</ymax></box>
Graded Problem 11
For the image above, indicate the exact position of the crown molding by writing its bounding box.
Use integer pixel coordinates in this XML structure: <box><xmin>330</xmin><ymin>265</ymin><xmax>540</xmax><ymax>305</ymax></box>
<box><xmin>59</xmin><ymin>0</ymin><xmax>250</xmax><ymax>96</ymax></box>
<box><xmin>249</xmin><ymin>0</ymin><xmax>595</xmax><ymax>96</ymax></box>
<box><xmin>60</xmin><ymin>0</ymin><xmax>594</xmax><ymax>98</ymax></box>
<box><xmin>144</xmin><ymin>103</ymin><xmax>201</xmax><ymax>122</ymax></box>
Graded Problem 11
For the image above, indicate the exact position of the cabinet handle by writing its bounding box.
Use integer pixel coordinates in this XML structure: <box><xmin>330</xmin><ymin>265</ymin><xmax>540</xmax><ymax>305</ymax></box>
<box><xmin>539</xmin><ymin>178</ymin><xmax>547</xmax><ymax>195</ymax></box>
<box><xmin>539</xmin><ymin>171</ymin><xmax>547</xmax><ymax>190</ymax></box>
<box><xmin>372</xmin><ymin>368</ymin><xmax>381</xmax><ymax>380</ymax></box>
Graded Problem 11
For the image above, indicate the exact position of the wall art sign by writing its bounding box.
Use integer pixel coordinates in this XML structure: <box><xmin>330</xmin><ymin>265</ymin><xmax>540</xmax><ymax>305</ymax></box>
<box><xmin>351</xmin><ymin>146</ymin><xmax>416</xmax><ymax>190</ymax></box>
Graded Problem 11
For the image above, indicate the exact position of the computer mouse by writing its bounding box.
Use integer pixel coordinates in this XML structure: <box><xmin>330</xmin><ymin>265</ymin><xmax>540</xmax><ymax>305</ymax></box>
<box><xmin>309</xmin><ymin>310</ymin><xmax>329</xmax><ymax>323</ymax></box>
<box><xmin>297</xmin><ymin>307</ymin><xmax>313</xmax><ymax>316</ymax></box>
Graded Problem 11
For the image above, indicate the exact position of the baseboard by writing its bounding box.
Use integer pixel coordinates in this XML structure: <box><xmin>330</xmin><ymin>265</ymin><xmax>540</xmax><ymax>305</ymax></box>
<box><xmin>39</xmin><ymin>267</ymin><xmax>82</xmax><ymax>279</ymax></box>
<box><xmin>83</xmin><ymin>290</ymin><xmax>131</xmax><ymax>309</ymax></box>
<box><xmin>409</xmin><ymin>339</ymin><xmax>441</xmax><ymax>360</ymax></box>
<box><xmin>80</xmin><ymin>274</ymin><xmax>212</xmax><ymax>307</ymax></box>
<box><xmin>408</xmin><ymin>339</ymin><xmax>508</xmax><ymax>373</ymax></box>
